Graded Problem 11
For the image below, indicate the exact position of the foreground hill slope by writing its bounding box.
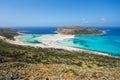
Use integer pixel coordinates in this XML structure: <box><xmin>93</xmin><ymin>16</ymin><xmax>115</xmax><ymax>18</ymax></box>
<box><xmin>0</xmin><ymin>39</ymin><xmax>120</xmax><ymax>79</ymax></box>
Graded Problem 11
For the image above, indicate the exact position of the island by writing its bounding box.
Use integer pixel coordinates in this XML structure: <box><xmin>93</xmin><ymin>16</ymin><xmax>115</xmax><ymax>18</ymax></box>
<box><xmin>57</xmin><ymin>26</ymin><xmax>104</xmax><ymax>35</ymax></box>
<box><xmin>0</xmin><ymin>28</ymin><xmax>120</xmax><ymax>80</ymax></box>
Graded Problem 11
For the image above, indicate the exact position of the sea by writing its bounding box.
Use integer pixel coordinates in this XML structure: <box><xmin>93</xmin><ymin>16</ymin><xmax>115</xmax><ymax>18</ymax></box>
<box><xmin>14</xmin><ymin>26</ymin><xmax>120</xmax><ymax>57</ymax></box>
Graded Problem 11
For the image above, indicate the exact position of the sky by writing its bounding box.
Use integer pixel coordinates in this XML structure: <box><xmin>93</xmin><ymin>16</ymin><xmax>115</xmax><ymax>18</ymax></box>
<box><xmin>0</xmin><ymin>0</ymin><xmax>120</xmax><ymax>27</ymax></box>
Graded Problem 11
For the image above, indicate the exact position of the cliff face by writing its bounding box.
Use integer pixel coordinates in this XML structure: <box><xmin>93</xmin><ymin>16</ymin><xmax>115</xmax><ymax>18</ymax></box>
<box><xmin>57</xmin><ymin>26</ymin><xmax>103</xmax><ymax>35</ymax></box>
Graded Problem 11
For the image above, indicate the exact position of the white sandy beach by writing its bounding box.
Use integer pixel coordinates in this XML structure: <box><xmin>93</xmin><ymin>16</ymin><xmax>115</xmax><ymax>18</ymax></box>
<box><xmin>0</xmin><ymin>34</ymin><xmax>110</xmax><ymax>56</ymax></box>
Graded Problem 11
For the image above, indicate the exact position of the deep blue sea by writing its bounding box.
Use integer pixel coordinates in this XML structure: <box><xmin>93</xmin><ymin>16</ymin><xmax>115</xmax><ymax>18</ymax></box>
<box><xmin>15</xmin><ymin>26</ymin><xmax>120</xmax><ymax>57</ymax></box>
<box><xmin>16</xmin><ymin>27</ymin><xmax>58</xmax><ymax>34</ymax></box>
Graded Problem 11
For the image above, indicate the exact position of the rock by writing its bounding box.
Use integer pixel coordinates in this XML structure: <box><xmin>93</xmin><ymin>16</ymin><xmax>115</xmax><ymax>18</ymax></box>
<box><xmin>91</xmin><ymin>72</ymin><xmax>98</xmax><ymax>78</ymax></box>
<box><xmin>6</xmin><ymin>71</ymin><xmax>19</xmax><ymax>80</ymax></box>
<box><xmin>80</xmin><ymin>72</ymin><xmax>88</xmax><ymax>79</ymax></box>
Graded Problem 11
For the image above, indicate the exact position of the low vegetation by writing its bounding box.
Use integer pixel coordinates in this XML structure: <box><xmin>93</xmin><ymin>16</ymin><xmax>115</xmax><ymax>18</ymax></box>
<box><xmin>0</xmin><ymin>39</ymin><xmax>120</xmax><ymax>79</ymax></box>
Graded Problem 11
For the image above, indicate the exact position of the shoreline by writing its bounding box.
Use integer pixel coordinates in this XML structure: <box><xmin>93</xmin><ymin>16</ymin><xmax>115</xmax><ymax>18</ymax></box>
<box><xmin>0</xmin><ymin>33</ymin><xmax>111</xmax><ymax>57</ymax></box>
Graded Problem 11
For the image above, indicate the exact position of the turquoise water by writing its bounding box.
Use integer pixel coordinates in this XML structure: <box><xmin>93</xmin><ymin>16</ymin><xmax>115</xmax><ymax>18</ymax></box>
<box><xmin>55</xmin><ymin>27</ymin><xmax>120</xmax><ymax>57</ymax></box>
<box><xmin>18</xmin><ymin>35</ymin><xmax>41</xmax><ymax>44</ymax></box>
<box><xmin>59</xmin><ymin>35</ymin><xmax>120</xmax><ymax>56</ymax></box>
<box><xmin>72</xmin><ymin>28</ymin><xmax>120</xmax><ymax>56</ymax></box>
<box><xmin>16</xmin><ymin>27</ymin><xmax>120</xmax><ymax>57</ymax></box>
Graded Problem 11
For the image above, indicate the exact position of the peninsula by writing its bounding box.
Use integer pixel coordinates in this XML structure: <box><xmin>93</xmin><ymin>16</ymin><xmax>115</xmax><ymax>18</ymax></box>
<box><xmin>0</xmin><ymin>28</ymin><xmax>19</xmax><ymax>40</ymax></box>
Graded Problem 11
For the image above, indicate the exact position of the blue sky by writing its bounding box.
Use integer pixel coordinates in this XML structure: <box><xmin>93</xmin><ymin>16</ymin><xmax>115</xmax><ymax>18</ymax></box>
<box><xmin>0</xmin><ymin>0</ymin><xmax>120</xmax><ymax>27</ymax></box>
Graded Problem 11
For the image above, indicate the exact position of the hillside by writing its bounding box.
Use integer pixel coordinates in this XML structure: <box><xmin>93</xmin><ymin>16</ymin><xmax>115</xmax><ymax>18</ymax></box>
<box><xmin>0</xmin><ymin>39</ymin><xmax>120</xmax><ymax>79</ymax></box>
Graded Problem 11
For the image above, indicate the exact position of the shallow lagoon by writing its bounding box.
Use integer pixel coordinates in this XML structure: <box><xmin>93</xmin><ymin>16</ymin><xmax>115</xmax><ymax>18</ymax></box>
<box><xmin>17</xmin><ymin>27</ymin><xmax>120</xmax><ymax>57</ymax></box>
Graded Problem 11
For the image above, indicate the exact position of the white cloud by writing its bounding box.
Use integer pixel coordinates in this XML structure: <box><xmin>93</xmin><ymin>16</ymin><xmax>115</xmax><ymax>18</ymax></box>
<box><xmin>81</xmin><ymin>18</ymin><xmax>88</xmax><ymax>23</ymax></box>
<box><xmin>100</xmin><ymin>18</ymin><xmax>106</xmax><ymax>23</ymax></box>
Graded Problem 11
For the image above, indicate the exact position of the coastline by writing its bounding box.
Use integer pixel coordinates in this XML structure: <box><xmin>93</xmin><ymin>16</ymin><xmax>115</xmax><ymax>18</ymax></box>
<box><xmin>0</xmin><ymin>33</ymin><xmax>110</xmax><ymax>57</ymax></box>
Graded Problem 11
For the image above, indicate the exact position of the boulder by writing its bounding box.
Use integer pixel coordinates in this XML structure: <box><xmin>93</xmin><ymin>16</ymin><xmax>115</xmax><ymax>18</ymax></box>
<box><xmin>6</xmin><ymin>71</ymin><xmax>19</xmax><ymax>80</ymax></box>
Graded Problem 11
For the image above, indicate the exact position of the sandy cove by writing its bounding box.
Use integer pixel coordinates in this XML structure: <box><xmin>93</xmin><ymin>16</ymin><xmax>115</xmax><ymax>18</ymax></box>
<box><xmin>0</xmin><ymin>34</ymin><xmax>110</xmax><ymax>56</ymax></box>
